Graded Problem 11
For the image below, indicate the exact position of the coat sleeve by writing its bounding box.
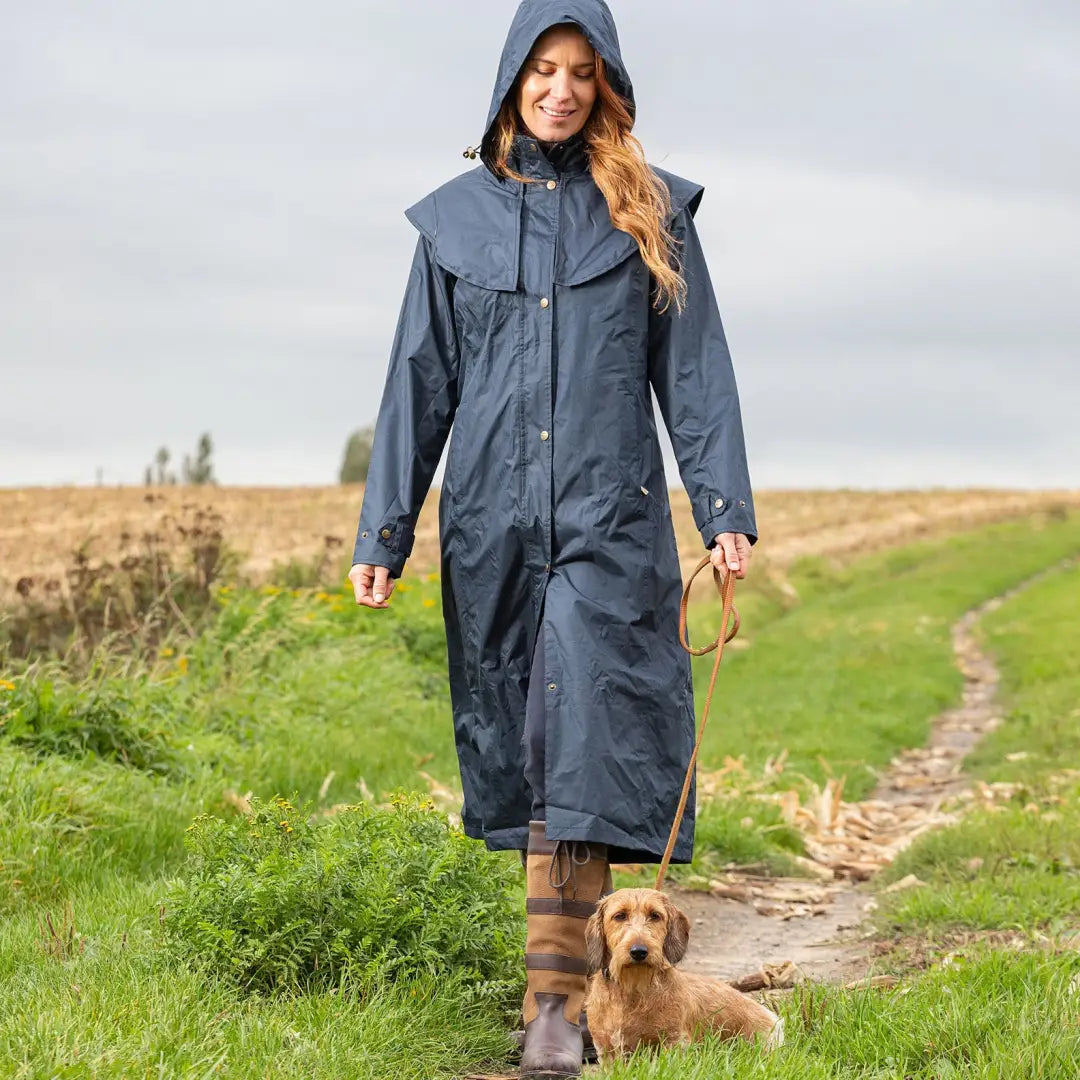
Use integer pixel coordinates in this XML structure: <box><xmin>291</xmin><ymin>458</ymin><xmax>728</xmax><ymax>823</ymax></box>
<box><xmin>647</xmin><ymin>206</ymin><xmax>758</xmax><ymax>547</ymax></box>
<box><xmin>351</xmin><ymin>233</ymin><xmax>459</xmax><ymax>577</ymax></box>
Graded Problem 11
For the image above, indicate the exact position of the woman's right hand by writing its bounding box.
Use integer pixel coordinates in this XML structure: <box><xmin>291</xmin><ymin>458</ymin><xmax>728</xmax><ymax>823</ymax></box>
<box><xmin>348</xmin><ymin>563</ymin><xmax>396</xmax><ymax>609</ymax></box>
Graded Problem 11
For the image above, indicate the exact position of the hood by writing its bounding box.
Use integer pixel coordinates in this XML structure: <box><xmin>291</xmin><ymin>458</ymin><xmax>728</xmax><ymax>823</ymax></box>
<box><xmin>479</xmin><ymin>0</ymin><xmax>635</xmax><ymax>176</ymax></box>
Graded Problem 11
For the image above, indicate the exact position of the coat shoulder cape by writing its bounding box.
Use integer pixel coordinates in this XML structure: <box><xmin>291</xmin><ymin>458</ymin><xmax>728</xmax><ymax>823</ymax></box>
<box><xmin>403</xmin><ymin>165</ymin><xmax>705</xmax><ymax>292</ymax></box>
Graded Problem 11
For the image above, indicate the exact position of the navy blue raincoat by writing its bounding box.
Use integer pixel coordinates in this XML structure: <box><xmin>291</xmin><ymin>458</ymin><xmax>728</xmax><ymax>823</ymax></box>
<box><xmin>353</xmin><ymin>0</ymin><xmax>756</xmax><ymax>863</ymax></box>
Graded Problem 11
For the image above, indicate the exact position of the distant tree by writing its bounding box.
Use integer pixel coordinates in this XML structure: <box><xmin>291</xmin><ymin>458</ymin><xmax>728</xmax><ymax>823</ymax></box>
<box><xmin>340</xmin><ymin>426</ymin><xmax>375</xmax><ymax>484</ymax></box>
<box><xmin>182</xmin><ymin>432</ymin><xmax>216</xmax><ymax>485</ymax></box>
<box><xmin>147</xmin><ymin>434</ymin><xmax>215</xmax><ymax>486</ymax></box>
<box><xmin>154</xmin><ymin>446</ymin><xmax>176</xmax><ymax>485</ymax></box>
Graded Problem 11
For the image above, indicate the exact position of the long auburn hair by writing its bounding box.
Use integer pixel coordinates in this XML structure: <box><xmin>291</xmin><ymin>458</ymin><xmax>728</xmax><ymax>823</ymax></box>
<box><xmin>488</xmin><ymin>53</ymin><xmax>687</xmax><ymax>314</ymax></box>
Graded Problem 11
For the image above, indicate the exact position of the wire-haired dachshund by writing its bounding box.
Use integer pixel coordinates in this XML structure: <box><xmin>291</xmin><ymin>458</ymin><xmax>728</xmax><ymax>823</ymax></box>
<box><xmin>583</xmin><ymin>888</ymin><xmax>784</xmax><ymax>1060</ymax></box>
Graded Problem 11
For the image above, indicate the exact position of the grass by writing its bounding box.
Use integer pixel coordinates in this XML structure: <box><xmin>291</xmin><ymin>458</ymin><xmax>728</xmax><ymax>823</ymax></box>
<box><xmin>0</xmin><ymin>578</ymin><xmax>467</xmax><ymax>914</ymax></box>
<box><xmin>689</xmin><ymin>515</ymin><xmax>1080</xmax><ymax>799</ymax></box>
<box><xmin>879</xmin><ymin>560</ymin><xmax>1080</xmax><ymax>939</ymax></box>
<box><xmin>1</xmin><ymin>510</ymin><xmax>1079</xmax><ymax>1077</ymax></box>
<box><xmin>0</xmin><ymin>881</ymin><xmax>513</xmax><ymax>1079</ymax></box>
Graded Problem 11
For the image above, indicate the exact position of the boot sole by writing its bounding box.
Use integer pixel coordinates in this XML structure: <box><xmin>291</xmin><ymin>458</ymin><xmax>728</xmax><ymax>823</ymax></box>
<box><xmin>509</xmin><ymin>1030</ymin><xmax>597</xmax><ymax>1065</ymax></box>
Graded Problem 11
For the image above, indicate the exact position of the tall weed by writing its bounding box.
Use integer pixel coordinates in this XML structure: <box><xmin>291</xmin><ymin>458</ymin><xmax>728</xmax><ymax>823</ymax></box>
<box><xmin>2</xmin><ymin>503</ymin><xmax>238</xmax><ymax>664</ymax></box>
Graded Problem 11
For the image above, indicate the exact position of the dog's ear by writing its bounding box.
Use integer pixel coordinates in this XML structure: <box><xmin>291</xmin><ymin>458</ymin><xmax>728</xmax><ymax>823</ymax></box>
<box><xmin>662</xmin><ymin>895</ymin><xmax>691</xmax><ymax>966</ymax></box>
<box><xmin>584</xmin><ymin>896</ymin><xmax>611</xmax><ymax>976</ymax></box>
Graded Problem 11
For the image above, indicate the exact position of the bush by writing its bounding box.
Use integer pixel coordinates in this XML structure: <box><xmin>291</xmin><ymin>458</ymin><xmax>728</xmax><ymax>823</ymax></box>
<box><xmin>161</xmin><ymin>793</ymin><xmax>523</xmax><ymax>998</ymax></box>
<box><xmin>0</xmin><ymin>677</ymin><xmax>186</xmax><ymax>778</ymax></box>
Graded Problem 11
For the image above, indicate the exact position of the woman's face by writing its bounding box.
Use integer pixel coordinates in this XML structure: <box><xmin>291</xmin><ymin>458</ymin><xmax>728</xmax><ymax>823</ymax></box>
<box><xmin>515</xmin><ymin>25</ymin><xmax>597</xmax><ymax>143</ymax></box>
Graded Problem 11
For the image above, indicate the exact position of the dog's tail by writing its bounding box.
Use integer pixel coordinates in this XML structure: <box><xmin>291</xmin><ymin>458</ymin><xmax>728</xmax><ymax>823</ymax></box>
<box><xmin>764</xmin><ymin>1015</ymin><xmax>785</xmax><ymax>1051</ymax></box>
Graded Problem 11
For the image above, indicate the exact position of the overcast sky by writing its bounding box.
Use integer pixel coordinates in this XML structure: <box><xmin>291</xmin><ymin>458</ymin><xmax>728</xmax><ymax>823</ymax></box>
<box><xmin>3</xmin><ymin>1</ymin><xmax>1078</xmax><ymax>489</ymax></box>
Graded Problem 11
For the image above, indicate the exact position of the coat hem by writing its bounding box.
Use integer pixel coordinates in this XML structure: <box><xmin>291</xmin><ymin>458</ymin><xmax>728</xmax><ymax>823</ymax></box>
<box><xmin>463</xmin><ymin>811</ymin><xmax>694</xmax><ymax>865</ymax></box>
<box><xmin>463</xmin><ymin>820</ymin><xmax>530</xmax><ymax>852</ymax></box>
<box><xmin>545</xmin><ymin>807</ymin><xmax>694</xmax><ymax>865</ymax></box>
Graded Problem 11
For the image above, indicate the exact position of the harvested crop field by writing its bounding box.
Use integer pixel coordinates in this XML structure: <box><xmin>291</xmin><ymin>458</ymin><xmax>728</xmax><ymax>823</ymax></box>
<box><xmin>2</xmin><ymin>485</ymin><xmax>1078</xmax><ymax>597</ymax></box>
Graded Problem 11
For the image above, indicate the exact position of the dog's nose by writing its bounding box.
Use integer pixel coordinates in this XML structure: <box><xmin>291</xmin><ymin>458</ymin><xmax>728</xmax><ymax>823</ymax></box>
<box><xmin>629</xmin><ymin>944</ymin><xmax>649</xmax><ymax>962</ymax></box>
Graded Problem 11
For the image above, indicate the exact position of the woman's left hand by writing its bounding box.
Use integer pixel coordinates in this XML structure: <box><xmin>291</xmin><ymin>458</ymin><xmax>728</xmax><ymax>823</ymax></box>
<box><xmin>710</xmin><ymin>532</ymin><xmax>752</xmax><ymax>580</ymax></box>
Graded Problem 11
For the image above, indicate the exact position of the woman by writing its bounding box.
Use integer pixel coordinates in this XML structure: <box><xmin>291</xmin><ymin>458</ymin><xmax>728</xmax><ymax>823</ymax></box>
<box><xmin>349</xmin><ymin>1</ymin><xmax>755</xmax><ymax>1074</ymax></box>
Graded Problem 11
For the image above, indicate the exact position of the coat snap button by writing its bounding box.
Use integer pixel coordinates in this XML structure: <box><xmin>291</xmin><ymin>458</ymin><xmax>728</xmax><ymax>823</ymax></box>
<box><xmin>546</xmin><ymin>179</ymin><xmax>557</xmax><ymax>190</ymax></box>
<box><xmin>540</xmin><ymin>430</ymin><xmax>549</xmax><ymax>441</ymax></box>
<box><xmin>714</xmin><ymin>498</ymin><xmax>724</xmax><ymax>509</ymax></box>
<box><xmin>539</xmin><ymin>297</ymin><xmax>549</xmax><ymax>308</ymax></box>
<box><xmin>380</xmin><ymin>528</ymin><xmax>392</xmax><ymax>539</ymax></box>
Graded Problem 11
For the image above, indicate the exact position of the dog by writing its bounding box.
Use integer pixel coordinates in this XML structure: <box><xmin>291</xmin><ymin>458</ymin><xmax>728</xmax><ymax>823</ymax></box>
<box><xmin>583</xmin><ymin>888</ymin><xmax>784</xmax><ymax>1060</ymax></box>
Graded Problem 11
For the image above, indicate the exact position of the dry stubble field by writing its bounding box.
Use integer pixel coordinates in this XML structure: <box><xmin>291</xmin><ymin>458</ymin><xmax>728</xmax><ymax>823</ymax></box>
<box><xmin>2</xmin><ymin>485</ymin><xmax>1078</xmax><ymax>598</ymax></box>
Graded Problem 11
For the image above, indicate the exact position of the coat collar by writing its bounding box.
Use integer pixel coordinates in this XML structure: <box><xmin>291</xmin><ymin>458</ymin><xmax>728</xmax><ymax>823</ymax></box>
<box><xmin>510</xmin><ymin>131</ymin><xmax>591</xmax><ymax>179</ymax></box>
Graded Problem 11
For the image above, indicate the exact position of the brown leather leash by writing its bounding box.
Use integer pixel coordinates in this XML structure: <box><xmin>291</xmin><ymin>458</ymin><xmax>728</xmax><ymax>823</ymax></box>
<box><xmin>654</xmin><ymin>554</ymin><xmax>740</xmax><ymax>892</ymax></box>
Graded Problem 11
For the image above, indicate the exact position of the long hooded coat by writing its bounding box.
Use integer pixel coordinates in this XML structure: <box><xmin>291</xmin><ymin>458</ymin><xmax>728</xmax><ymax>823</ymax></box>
<box><xmin>353</xmin><ymin>0</ymin><xmax>757</xmax><ymax>864</ymax></box>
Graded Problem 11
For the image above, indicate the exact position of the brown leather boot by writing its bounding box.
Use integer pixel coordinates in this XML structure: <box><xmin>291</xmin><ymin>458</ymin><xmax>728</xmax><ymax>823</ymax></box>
<box><xmin>511</xmin><ymin>851</ymin><xmax>613</xmax><ymax>1065</ymax></box>
<box><xmin>519</xmin><ymin>821</ymin><xmax>608</xmax><ymax>1079</ymax></box>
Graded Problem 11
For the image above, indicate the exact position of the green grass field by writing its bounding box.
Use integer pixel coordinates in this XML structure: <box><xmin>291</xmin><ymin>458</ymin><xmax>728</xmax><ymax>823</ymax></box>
<box><xmin>1</xmin><ymin>510</ymin><xmax>1078</xmax><ymax>1078</ymax></box>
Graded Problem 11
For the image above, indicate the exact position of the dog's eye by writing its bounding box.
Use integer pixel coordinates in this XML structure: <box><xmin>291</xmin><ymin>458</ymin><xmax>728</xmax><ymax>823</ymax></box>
<box><xmin>611</xmin><ymin>911</ymin><xmax>628</xmax><ymax>922</ymax></box>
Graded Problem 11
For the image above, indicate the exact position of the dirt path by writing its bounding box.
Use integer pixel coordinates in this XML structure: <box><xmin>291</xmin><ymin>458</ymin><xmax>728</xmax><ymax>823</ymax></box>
<box><xmin>672</xmin><ymin>564</ymin><xmax>1070</xmax><ymax>987</ymax></box>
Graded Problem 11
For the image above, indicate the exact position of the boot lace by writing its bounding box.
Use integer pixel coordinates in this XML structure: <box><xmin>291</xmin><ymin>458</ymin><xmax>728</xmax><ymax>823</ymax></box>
<box><xmin>547</xmin><ymin>840</ymin><xmax>594</xmax><ymax>899</ymax></box>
